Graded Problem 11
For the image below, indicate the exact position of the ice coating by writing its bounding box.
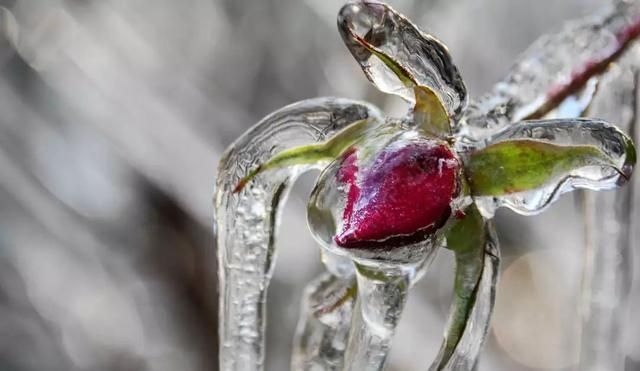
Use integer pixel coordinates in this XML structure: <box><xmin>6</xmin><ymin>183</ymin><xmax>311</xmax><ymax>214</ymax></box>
<box><xmin>215</xmin><ymin>98</ymin><xmax>382</xmax><ymax>371</ymax></box>
<box><xmin>468</xmin><ymin>119</ymin><xmax>635</xmax><ymax>217</ymax></box>
<box><xmin>459</xmin><ymin>0</ymin><xmax>640</xmax><ymax>140</ymax></box>
<box><xmin>343</xmin><ymin>264</ymin><xmax>411</xmax><ymax>370</ymax></box>
<box><xmin>338</xmin><ymin>1</ymin><xmax>467</xmax><ymax>118</ymax></box>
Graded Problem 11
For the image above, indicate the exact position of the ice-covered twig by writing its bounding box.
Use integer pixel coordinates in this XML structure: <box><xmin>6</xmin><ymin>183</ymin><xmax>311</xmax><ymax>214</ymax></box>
<box><xmin>577</xmin><ymin>53</ymin><xmax>639</xmax><ymax>371</ymax></box>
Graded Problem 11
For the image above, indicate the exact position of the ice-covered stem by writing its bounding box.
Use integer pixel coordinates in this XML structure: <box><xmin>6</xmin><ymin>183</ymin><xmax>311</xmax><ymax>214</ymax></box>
<box><xmin>343</xmin><ymin>262</ymin><xmax>412</xmax><ymax>371</ymax></box>
<box><xmin>579</xmin><ymin>187</ymin><xmax>634</xmax><ymax>371</ymax></box>
<box><xmin>233</xmin><ymin>118</ymin><xmax>375</xmax><ymax>193</ymax></box>
<box><xmin>437</xmin><ymin>206</ymin><xmax>485</xmax><ymax>366</ymax></box>
<box><xmin>526</xmin><ymin>13</ymin><xmax>640</xmax><ymax>119</ymax></box>
<box><xmin>460</xmin><ymin>1</ymin><xmax>640</xmax><ymax>139</ymax></box>
<box><xmin>215</xmin><ymin>98</ymin><xmax>382</xmax><ymax>371</ymax></box>
<box><xmin>576</xmin><ymin>61</ymin><xmax>639</xmax><ymax>371</ymax></box>
<box><xmin>429</xmin><ymin>205</ymin><xmax>500</xmax><ymax>371</ymax></box>
<box><xmin>292</xmin><ymin>273</ymin><xmax>356</xmax><ymax>371</ymax></box>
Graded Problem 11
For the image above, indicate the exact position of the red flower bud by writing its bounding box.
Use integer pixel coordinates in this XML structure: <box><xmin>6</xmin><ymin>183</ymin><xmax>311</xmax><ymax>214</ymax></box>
<box><xmin>335</xmin><ymin>140</ymin><xmax>459</xmax><ymax>248</ymax></box>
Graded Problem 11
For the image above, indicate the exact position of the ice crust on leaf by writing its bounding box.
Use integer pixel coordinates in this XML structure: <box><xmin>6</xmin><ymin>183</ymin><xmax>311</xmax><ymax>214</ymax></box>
<box><xmin>338</xmin><ymin>1</ymin><xmax>467</xmax><ymax>118</ymax></box>
<box><xmin>467</xmin><ymin>119</ymin><xmax>635</xmax><ymax>217</ymax></box>
<box><xmin>466</xmin><ymin>140</ymin><xmax>617</xmax><ymax>196</ymax></box>
<box><xmin>292</xmin><ymin>273</ymin><xmax>355</xmax><ymax>371</ymax></box>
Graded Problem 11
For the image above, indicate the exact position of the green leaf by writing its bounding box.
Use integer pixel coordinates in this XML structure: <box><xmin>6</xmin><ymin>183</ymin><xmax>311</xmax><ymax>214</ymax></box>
<box><xmin>465</xmin><ymin>139</ymin><xmax>620</xmax><ymax>196</ymax></box>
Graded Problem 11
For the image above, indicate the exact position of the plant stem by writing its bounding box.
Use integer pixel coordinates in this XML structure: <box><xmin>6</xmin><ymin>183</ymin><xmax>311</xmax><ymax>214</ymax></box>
<box><xmin>342</xmin><ymin>263</ymin><xmax>412</xmax><ymax>371</ymax></box>
<box><xmin>576</xmin><ymin>68</ymin><xmax>638</xmax><ymax>371</ymax></box>
<box><xmin>291</xmin><ymin>273</ymin><xmax>356</xmax><ymax>371</ymax></box>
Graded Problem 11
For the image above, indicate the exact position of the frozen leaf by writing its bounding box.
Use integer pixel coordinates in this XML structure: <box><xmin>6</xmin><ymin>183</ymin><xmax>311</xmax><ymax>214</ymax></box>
<box><xmin>466</xmin><ymin>119</ymin><xmax>635</xmax><ymax>216</ymax></box>
<box><xmin>337</xmin><ymin>1</ymin><xmax>467</xmax><ymax>118</ymax></box>
<box><xmin>216</xmin><ymin>97</ymin><xmax>382</xmax><ymax>371</ymax></box>
<box><xmin>466</xmin><ymin>140</ymin><xmax>616</xmax><ymax>196</ymax></box>
<box><xmin>342</xmin><ymin>263</ymin><xmax>412</xmax><ymax>370</ymax></box>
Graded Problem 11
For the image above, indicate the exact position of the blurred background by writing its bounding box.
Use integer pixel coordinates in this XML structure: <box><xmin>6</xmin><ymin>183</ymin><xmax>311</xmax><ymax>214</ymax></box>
<box><xmin>0</xmin><ymin>0</ymin><xmax>639</xmax><ymax>370</ymax></box>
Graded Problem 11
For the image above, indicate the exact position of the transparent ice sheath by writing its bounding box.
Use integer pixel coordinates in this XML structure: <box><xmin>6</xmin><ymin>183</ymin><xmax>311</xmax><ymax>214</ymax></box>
<box><xmin>291</xmin><ymin>271</ymin><xmax>355</xmax><ymax>371</ymax></box>
<box><xmin>468</xmin><ymin>119</ymin><xmax>635</xmax><ymax>218</ymax></box>
<box><xmin>337</xmin><ymin>1</ymin><xmax>467</xmax><ymax>118</ymax></box>
<box><xmin>215</xmin><ymin>98</ymin><xmax>382</xmax><ymax>371</ymax></box>
<box><xmin>291</xmin><ymin>248</ymin><xmax>435</xmax><ymax>371</ymax></box>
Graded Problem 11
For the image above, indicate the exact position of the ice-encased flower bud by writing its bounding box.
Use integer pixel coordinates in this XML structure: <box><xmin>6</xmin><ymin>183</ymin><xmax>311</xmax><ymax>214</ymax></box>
<box><xmin>308</xmin><ymin>128</ymin><xmax>461</xmax><ymax>258</ymax></box>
